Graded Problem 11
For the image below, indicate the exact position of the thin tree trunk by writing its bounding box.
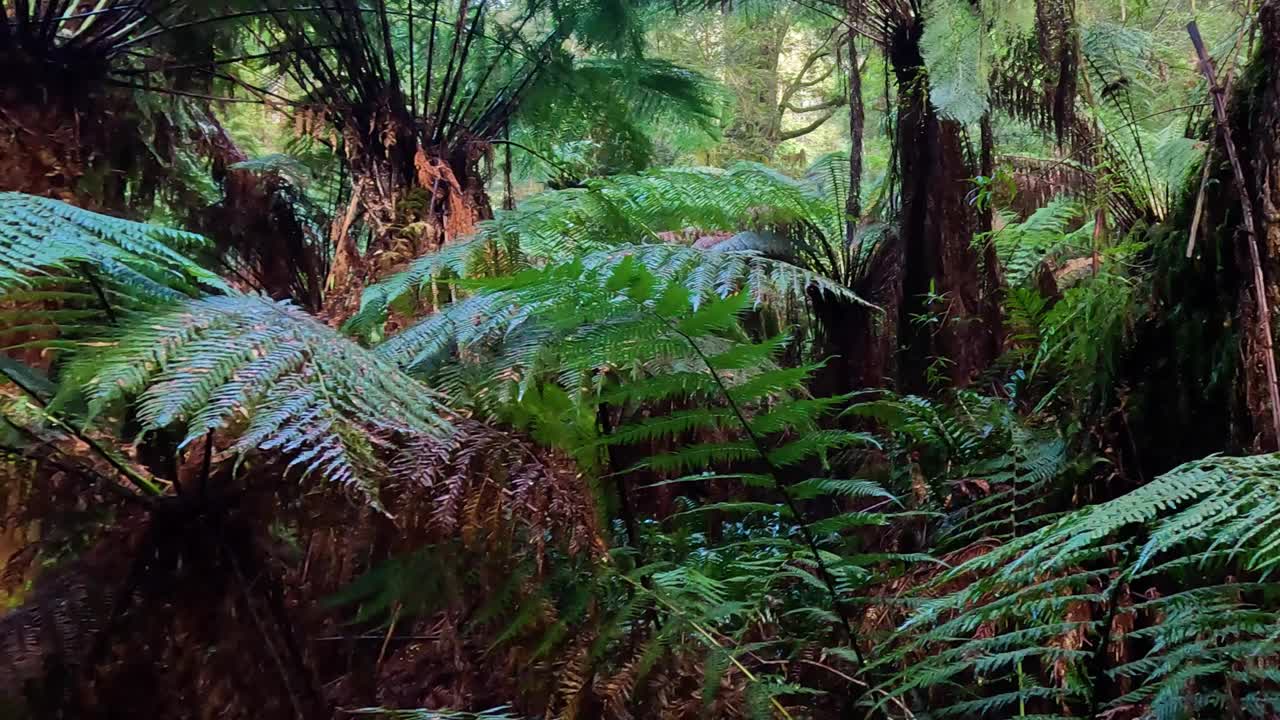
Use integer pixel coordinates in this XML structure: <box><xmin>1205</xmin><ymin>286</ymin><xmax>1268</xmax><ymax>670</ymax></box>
<box><xmin>845</xmin><ymin>17</ymin><xmax>864</xmax><ymax>239</ymax></box>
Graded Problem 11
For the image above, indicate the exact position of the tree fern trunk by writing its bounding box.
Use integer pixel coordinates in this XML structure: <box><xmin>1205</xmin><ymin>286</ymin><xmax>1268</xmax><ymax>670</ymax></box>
<box><xmin>1246</xmin><ymin>0</ymin><xmax>1280</xmax><ymax>450</ymax></box>
<box><xmin>1126</xmin><ymin>0</ymin><xmax>1280</xmax><ymax>467</ymax></box>
<box><xmin>0</xmin><ymin>55</ymin><xmax>127</xmax><ymax>207</ymax></box>
<box><xmin>845</xmin><ymin>15</ymin><xmax>864</xmax><ymax>233</ymax></box>
<box><xmin>322</xmin><ymin>120</ymin><xmax>493</xmax><ymax>323</ymax></box>
<box><xmin>889</xmin><ymin>21</ymin><xmax>1002</xmax><ymax>392</ymax></box>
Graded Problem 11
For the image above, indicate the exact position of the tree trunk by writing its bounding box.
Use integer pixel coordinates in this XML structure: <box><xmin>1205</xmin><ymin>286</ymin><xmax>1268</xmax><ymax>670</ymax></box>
<box><xmin>1240</xmin><ymin>0</ymin><xmax>1280</xmax><ymax>450</ymax></box>
<box><xmin>190</xmin><ymin>111</ymin><xmax>328</xmax><ymax>311</ymax></box>
<box><xmin>1125</xmin><ymin>0</ymin><xmax>1280</xmax><ymax>470</ymax></box>
<box><xmin>720</xmin><ymin>8</ymin><xmax>792</xmax><ymax>162</ymax></box>
<box><xmin>322</xmin><ymin>114</ymin><xmax>492</xmax><ymax>322</ymax></box>
<box><xmin>889</xmin><ymin>21</ymin><xmax>1002</xmax><ymax>392</ymax></box>
<box><xmin>845</xmin><ymin>22</ymin><xmax>864</xmax><ymax>234</ymax></box>
<box><xmin>0</xmin><ymin>55</ymin><xmax>137</xmax><ymax>208</ymax></box>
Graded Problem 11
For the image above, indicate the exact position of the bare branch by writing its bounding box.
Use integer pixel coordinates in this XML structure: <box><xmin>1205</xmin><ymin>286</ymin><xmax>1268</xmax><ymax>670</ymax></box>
<box><xmin>786</xmin><ymin>95</ymin><xmax>846</xmax><ymax>113</ymax></box>
<box><xmin>779</xmin><ymin>106</ymin><xmax>840</xmax><ymax>140</ymax></box>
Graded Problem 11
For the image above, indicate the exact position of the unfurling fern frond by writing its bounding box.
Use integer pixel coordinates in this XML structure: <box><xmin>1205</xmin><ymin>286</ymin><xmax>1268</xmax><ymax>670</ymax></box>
<box><xmin>0</xmin><ymin>192</ymin><xmax>226</xmax><ymax>302</ymax></box>
<box><xmin>62</xmin><ymin>294</ymin><xmax>450</xmax><ymax>506</ymax></box>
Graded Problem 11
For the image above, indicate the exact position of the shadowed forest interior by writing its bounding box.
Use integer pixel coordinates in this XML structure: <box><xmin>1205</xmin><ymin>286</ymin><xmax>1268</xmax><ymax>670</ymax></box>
<box><xmin>1</xmin><ymin>0</ymin><xmax>1279</xmax><ymax>717</ymax></box>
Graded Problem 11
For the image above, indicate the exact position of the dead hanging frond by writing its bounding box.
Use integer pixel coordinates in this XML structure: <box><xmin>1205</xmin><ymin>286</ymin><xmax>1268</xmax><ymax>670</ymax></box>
<box><xmin>989</xmin><ymin>20</ymin><xmax>1083</xmax><ymax>151</ymax></box>
<box><xmin>390</xmin><ymin>420</ymin><xmax>604</xmax><ymax>564</ymax></box>
<box><xmin>414</xmin><ymin>147</ymin><xmax>477</xmax><ymax>241</ymax></box>
<box><xmin>188</xmin><ymin>105</ymin><xmax>329</xmax><ymax>310</ymax></box>
<box><xmin>1036</xmin><ymin>0</ymin><xmax>1079</xmax><ymax>146</ymax></box>
<box><xmin>1000</xmin><ymin>155</ymin><xmax>1096</xmax><ymax>217</ymax></box>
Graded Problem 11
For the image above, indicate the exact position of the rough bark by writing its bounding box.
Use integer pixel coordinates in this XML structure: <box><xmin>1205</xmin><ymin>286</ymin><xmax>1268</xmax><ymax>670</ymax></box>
<box><xmin>0</xmin><ymin>53</ymin><xmax>135</xmax><ymax>207</ymax></box>
<box><xmin>320</xmin><ymin>111</ymin><xmax>492</xmax><ymax>322</ymax></box>
<box><xmin>889</xmin><ymin>22</ymin><xmax>1002</xmax><ymax>392</ymax></box>
<box><xmin>1239</xmin><ymin>0</ymin><xmax>1280</xmax><ymax>451</ymax></box>
<box><xmin>810</xmin><ymin>233</ymin><xmax>904</xmax><ymax>394</ymax></box>
<box><xmin>190</xmin><ymin>112</ymin><xmax>328</xmax><ymax>311</ymax></box>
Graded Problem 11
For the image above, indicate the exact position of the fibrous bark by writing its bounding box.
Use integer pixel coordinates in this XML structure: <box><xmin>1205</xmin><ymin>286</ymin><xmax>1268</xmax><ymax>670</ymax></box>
<box><xmin>889</xmin><ymin>22</ymin><xmax>1002</xmax><ymax>392</ymax></box>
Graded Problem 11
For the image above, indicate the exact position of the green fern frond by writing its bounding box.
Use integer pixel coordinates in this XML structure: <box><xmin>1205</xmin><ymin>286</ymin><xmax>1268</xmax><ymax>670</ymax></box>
<box><xmin>885</xmin><ymin>453</ymin><xmax>1280</xmax><ymax>718</ymax></box>
<box><xmin>63</xmin><ymin>294</ymin><xmax>449</xmax><ymax>504</ymax></box>
<box><xmin>990</xmin><ymin>196</ymin><xmax>1090</xmax><ymax>287</ymax></box>
<box><xmin>0</xmin><ymin>192</ymin><xmax>226</xmax><ymax>302</ymax></box>
<box><xmin>347</xmin><ymin>160</ymin><xmax>875</xmax><ymax>335</ymax></box>
<box><xmin>920</xmin><ymin>0</ymin><xmax>991</xmax><ymax>124</ymax></box>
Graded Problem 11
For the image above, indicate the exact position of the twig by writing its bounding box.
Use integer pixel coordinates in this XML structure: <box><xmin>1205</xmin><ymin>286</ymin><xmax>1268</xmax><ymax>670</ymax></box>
<box><xmin>0</xmin><ymin>363</ymin><xmax>163</xmax><ymax>496</ymax></box>
<box><xmin>1188</xmin><ymin>21</ymin><xmax>1280</xmax><ymax>450</ymax></box>
<box><xmin>793</xmin><ymin>659</ymin><xmax>916</xmax><ymax>719</ymax></box>
<box><xmin>78</xmin><ymin>264</ymin><xmax>117</xmax><ymax>325</ymax></box>
<box><xmin>376</xmin><ymin>602</ymin><xmax>403</xmax><ymax>672</ymax></box>
<box><xmin>1186</xmin><ymin>20</ymin><xmax>1249</xmax><ymax>258</ymax></box>
<box><xmin>1185</xmin><ymin>151</ymin><xmax>1214</xmax><ymax>258</ymax></box>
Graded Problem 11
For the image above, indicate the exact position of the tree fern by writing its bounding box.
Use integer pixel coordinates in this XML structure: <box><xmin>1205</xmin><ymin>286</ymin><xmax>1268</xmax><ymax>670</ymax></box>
<box><xmin>989</xmin><ymin>196</ymin><xmax>1091</xmax><ymax>288</ymax></box>
<box><xmin>0</xmin><ymin>192</ymin><xmax>226</xmax><ymax>302</ymax></box>
<box><xmin>848</xmin><ymin>391</ymin><xmax>1071</xmax><ymax>553</ymax></box>
<box><xmin>357</xmin><ymin>255</ymin><xmax>905</xmax><ymax>716</ymax></box>
<box><xmin>877</xmin><ymin>453</ymin><xmax>1280</xmax><ymax>718</ymax></box>
<box><xmin>346</xmin><ymin>160</ymin><xmax>873</xmax><ymax>336</ymax></box>
<box><xmin>369</xmin><ymin>250</ymin><xmax>860</xmax><ymax>416</ymax></box>
<box><xmin>60</xmin><ymin>294</ymin><xmax>450</xmax><ymax>506</ymax></box>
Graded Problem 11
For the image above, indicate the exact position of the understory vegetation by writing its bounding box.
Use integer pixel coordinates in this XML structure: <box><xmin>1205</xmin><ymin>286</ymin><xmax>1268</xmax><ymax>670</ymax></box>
<box><xmin>2</xmin><ymin>0</ymin><xmax>1279</xmax><ymax>718</ymax></box>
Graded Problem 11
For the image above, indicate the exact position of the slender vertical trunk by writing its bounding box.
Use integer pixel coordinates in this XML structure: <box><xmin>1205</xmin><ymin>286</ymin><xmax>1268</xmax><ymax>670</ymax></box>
<box><xmin>979</xmin><ymin>113</ymin><xmax>1005</xmax><ymax>361</ymax></box>
<box><xmin>845</xmin><ymin>19</ymin><xmax>864</xmax><ymax>240</ymax></box>
<box><xmin>1036</xmin><ymin>0</ymin><xmax>1078</xmax><ymax>147</ymax></box>
<box><xmin>809</xmin><ymin>19</ymin><xmax>894</xmax><ymax>397</ymax></box>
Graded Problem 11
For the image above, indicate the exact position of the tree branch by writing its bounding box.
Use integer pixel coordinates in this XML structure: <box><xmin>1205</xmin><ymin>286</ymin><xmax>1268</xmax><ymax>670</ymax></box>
<box><xmin>779</xmin><ymin>107</ymin><xmax>841</xmax><ymax>140</ymax></box>
<box><xmin>778</xmin><ymin>35</ymin><xmax>837</xmax><ymax>111</ymax></box>
<box><xmin>786</xmin><ymin>95</ymin><xmax>846</xmax><ymax>113</ymax></box>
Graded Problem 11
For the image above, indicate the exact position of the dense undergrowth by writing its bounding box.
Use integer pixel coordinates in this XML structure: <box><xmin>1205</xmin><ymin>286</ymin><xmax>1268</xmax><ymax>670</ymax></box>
<box><xmin>0</xmin><ymin>153</ymin><xmax>1274</xmax><ymax>717</ymax></box>
<box><xmin>1</xmin><ymin>0</ymin><xmax>1279</xmax><ymax>718</ymax></box>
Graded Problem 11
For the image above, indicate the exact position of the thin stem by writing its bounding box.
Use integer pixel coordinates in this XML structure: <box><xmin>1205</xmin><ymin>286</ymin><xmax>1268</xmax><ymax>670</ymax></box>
<box><xmin>78</xmin><ymin>264</ymin><xmax>118</xmax><ymax>325</ymax></box>
<box><xmin>635</xmin><ymin>302</ymin><xmax>865</xmax><ymax>666</ymax></box>
<box><xmin>0</xmin><ymin>363</ymin><xmax>163</xmax><ymax>496</ymax></box>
